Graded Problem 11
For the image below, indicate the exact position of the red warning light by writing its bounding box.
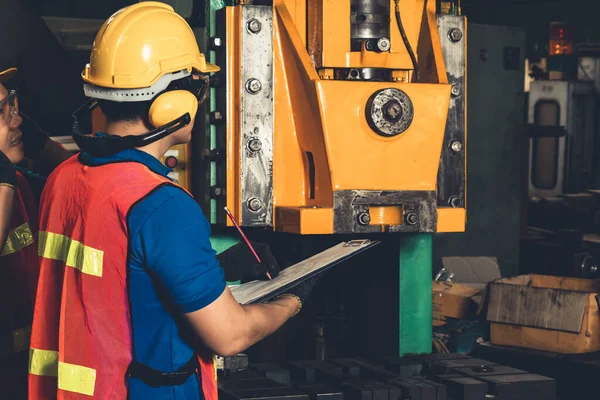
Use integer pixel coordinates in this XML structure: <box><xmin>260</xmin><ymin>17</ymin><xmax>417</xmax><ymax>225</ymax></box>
<box><xmin>549</xmin><ymin>22</ymin><xmax>573</xmax><ymax>55</ymax></box>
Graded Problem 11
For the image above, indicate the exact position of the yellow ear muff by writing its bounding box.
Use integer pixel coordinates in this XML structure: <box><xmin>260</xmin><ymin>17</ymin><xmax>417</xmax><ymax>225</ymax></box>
<box><xmin>148</xmin><ymin>90</ymin><xmax>199</xmax><ymax>128</ymax></box>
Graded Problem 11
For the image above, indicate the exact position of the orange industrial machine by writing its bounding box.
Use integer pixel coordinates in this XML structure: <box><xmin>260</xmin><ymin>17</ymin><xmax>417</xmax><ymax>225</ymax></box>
<box><xmin>195</xmin><ymin>0</ymin><xmax>467</xmax><ymax>236</ymax></box>
<box><xmin>152</xmin><ymin>0</ymin><xmax>467</xmax><ymax>356</ymax></box>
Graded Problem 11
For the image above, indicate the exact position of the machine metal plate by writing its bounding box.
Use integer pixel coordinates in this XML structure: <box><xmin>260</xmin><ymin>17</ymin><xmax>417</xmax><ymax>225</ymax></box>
<box><xmin>437</xmin><ymin>15</ymin><xmax>466</xmax><ymax>209</ymax></box>
<box><xmin>333</xmin><ymin>190</ymin><xmax>437</xmax><ymax>233</ymax></box>
<box><xmin>240</xmin><ymin>6</ymin><xmax>274</xmax><ymax>226</ymax></box>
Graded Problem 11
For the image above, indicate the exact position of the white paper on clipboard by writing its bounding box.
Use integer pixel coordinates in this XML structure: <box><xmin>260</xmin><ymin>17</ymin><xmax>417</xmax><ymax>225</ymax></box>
<box><xmin>229</xmin><ymin>239</ymin><xmax>379</xmax><ymax>305</ymax></box>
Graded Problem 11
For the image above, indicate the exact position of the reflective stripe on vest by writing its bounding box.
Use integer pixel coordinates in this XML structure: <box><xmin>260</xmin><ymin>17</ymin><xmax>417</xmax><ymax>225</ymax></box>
<box><xmin>29</xmin><ymin>348</ymin><xmax>97</xmax><ymax>396</ymax></box>
<box><xmin>0</xmin><ymin>221</ymin><xmax>34</xmax><ymax>256</ymax></box>
<box><xmin>29</xmin><ymin>155</ymin><xmax>217</xmax><ymax>400</ymax></box>
<box><xmin>37</xmin><ymin>231</ymin><xmax>104</xmax><ymax>277</ymax></box>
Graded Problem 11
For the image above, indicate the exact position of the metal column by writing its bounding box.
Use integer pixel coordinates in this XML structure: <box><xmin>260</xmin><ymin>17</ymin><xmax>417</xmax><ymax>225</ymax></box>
<box><xmin>399</xmin><ymin>233</ymin><xmax>432</xmax><ymax>356</ymax></box>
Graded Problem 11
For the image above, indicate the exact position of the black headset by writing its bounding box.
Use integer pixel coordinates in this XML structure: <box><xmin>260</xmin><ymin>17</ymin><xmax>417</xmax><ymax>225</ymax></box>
<box><xmin>72</xmin><ymin>73</ymin><xmax>208</xmax><ymax>157</ymax></box>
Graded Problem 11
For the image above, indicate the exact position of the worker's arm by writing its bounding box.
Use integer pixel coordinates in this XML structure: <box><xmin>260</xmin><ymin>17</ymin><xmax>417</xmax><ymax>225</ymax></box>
<box><xmin>130</xmin><ymin>186</ymin><xmax>316</xmax><ymax>357</ymax></box>
<box><xmin>185</xmin><ymin>289</ymin><xmax>300</xmax><ymax>356</ymax></box>
<box><xmin>0</xmin><ymin>150</ymin><xmax>16</xmax><ymax>252</ymax></box>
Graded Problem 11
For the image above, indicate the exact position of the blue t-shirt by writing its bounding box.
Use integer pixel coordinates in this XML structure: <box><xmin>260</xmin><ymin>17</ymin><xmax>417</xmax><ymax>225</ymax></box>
<box><xmin>80</xmin><ymin>149</ymin><xmax>226</xmax><ymax>400</ymax></box>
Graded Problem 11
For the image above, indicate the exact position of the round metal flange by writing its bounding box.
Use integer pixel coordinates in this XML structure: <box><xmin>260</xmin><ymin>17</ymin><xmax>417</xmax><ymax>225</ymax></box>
<box><xmin>366</xmin><ymin>88</ymin><xmax>414</xmax><ymax>137</ymax></box>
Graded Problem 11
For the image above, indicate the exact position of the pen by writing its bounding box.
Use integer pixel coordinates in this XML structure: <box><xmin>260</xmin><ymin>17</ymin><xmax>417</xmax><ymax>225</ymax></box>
<box><xmin>224</xmin><ymin>207</ymin><xmax>272</xmax><ymax>280</ymax></box>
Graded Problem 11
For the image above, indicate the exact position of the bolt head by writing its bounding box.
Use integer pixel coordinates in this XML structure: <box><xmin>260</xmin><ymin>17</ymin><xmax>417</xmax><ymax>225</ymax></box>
<box><xmin>451</xmin><ymin>84</ymin><xmax>461</xmax><ymax>96</ymax></box>
<box><xmin>247</xmin><ymin>197</ymin><xmax>262</xmax><ymax>212</ymax></box>
<box><xmin>448</xmin><ymin>28</ymin><xmax>463</xmax><ymax>42</ymax></box>
<box><xmin>247</xmin><ymin>138</ymin><xmax>262</xmax><ymax>152</ymax></box>
<box><xmin>247</xmin><ymin>19</ymin><xmax>262</xmax><ymax>34</ymax></box>
<box><xmin>246</xmin><ymin>78</ymin><xmax>262</xmax><ymax>94</ymax></box>
<box><xmin>450</xmin><ymin>140</ymin><xmax>463</xmax><ymax>154</ymax></box>
<box><xmin>210</xmin><ymin>111</ymin><xmax>223</xmax><ymax>124</ymax></box>
<box><xmin>377</xmin><ymin>37</ymin><xmax>391</xmax><ymax>52</ymax></box>
<box><xmin>383</xmin><ymin>100</ymin><xmax>403</xmax><ymax>122</ymax></box>
<box><xmin>405</xmin><ymin>212</ymin><xmax>418</xmax><ymax>225</ymax></box>
<box><xmin>210</xmin><ymin>37</ymin><xmax>223</xmax><ymax>48</ymax></box>
<box><xmin>448</xmin><ymin>196</ymin><xmax>463</xmax><ymax>208</ymax></box>
<box><xmin>358</xmin><ymin>212</ymin><xmax>371</xmax><ymax>226</ymax></box>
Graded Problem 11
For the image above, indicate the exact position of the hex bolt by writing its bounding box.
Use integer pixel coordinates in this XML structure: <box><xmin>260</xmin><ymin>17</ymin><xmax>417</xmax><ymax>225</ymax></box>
<box><xmin>210</xmin><ymin>111</ymin><xmax>223</xmax><ymax>124</ymax></box>
<box><xmin>449</xmin><ymin>140</ymin><xmax>463</xmax><ymax>154</ymax></box>
<box><xmin>405</xmin><ymin>212</ymin><xmax>418</xmax><ymax>226</ymax></box>
<box><xmin>246</xmin><ymin>78</ymin><xmax>262</xmax><ymax>94</ymax></box>
<box><xmin>451</xmin><ymin>84</ymin><xmax>461</xmax><ymax>97</ymax></box>
<box><xmin>448</xmin><ymin>28</ymin><xmax>463</xmax><ymax>43</ymax></box>
<box><xmin>448</xmin><ymin>195</ymin><xmax>463</xmax><ymax>208</ymax></box>
<box><xmin>247</xmin><ymin>19</ymin><xmax>262</xmax><ymax>34</ymax></box>
<box><xmin>247</xmin><ymin>138</ymin><xmax>262</xmax><ymax>152</ymax></box>
<box><xmin>383</xmin><ymin>100</ymin><xmax>403</xmax><ymax>122</ymax></box>
<box><xmin>357</xmin><ymin>212</ymin><xmax>371</xmax><ymax>226</ymax></box>
<box><xmin>210</xmin><ymin>37</ymin><xmax>223</xmax><ymax>49</ymax></box>
<box><xmin>211</xmin><ymin>186</ymin><xmax>226</xmax><ymax>198</ymax></box>
<box><xmin>377</xmin><ymin>37</ymin><xmax>391</xmax><ymax>52</ymax></box>
<box><xmin>247</xmin><ymin>197</ymin><xmax>262</xmax><ymax>212</ymax></box>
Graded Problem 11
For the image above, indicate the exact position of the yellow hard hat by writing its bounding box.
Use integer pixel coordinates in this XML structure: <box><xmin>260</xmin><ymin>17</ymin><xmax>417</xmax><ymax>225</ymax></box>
<box><xmin>0</xmin><ymin>68</ymin><xmax>16</xmax><ymax>83</ymax></box>
<box><xmin>82</xmin><ymin>1</ymin><xmax>219</xmax><ymax>90</ymax></box>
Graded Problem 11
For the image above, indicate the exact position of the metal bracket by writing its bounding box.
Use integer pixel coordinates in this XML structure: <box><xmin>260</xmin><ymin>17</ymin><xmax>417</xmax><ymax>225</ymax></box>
<box><xmin>437</xmin><ymin>15</ymin><xmax>466</xmax><ymax>209</ymax></box>
<box><xmin>239</xmin><ymin>6</ymin><xmax>274</xmax><ymax>227</ymax></box>
<box><xmin>333</xmin><ymin>190</ymin><xmax>437</xmax><ymax>233</ymax></box>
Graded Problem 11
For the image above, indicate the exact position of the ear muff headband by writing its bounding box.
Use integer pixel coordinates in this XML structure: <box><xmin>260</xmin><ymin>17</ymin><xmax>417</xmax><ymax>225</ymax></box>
<box><xmin>72</xmin><ymin>74</ymin><xmax>209</xmax><ymax>157</ymax></box>
<box><xmin>72</xmin><ymin>100</ymin><xmax>191</xmax><ymax>157</ymax></box>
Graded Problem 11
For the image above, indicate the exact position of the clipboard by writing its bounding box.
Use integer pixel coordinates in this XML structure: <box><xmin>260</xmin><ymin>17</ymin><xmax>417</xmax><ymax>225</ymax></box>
<box><xmin>229</xmin><ymin>239</ymin><xmax>379</xmax><ymax>305</ymax></box>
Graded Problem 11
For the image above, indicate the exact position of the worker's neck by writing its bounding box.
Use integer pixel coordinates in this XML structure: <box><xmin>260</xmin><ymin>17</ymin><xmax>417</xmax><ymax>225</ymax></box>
<box><xmin>105</xmin><ymin>120</ymin><xmax>172</xmax><ymax>160</ymax></box>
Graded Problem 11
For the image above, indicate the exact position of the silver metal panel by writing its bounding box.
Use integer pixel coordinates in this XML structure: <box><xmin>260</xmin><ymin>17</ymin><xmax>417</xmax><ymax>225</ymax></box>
<box><xmin>436</xmin><ymin>15</ymin><xmax>466</xmax><ymax>209</ymax></box>
<box><xmin>527</xmin><ymin>80</ymin><xmax>596</xmax><ymax>198</ymax></box>
<box><xmin>578</xmin><ymin>57</ymin><xmax>600</xmax><ymax>94</ymax></box>
<box><xmin>240</xmin><ymin>6</ymin><xmax>274</xmax><ymax>226</ymax></box>
<box><xmin>528</xmin><ymin>80</ymin><xmax>568</xmax><ymax>198</ymax></box>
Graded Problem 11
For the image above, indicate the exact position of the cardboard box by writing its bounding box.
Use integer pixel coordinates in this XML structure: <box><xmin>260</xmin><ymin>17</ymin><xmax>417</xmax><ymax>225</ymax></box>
<box><xmin>432</xmin><ymin>282</ymin><xmax>481</xmax><ymax>326</ymax></box>
<box><xmin>487</xmin><ymin>274</ymin><xmax>600</xmax><ymax>353</ymax></box>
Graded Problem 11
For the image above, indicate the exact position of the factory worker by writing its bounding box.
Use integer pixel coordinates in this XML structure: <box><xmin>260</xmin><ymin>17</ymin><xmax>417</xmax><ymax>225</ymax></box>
<box><xmin>0</xmin><ymin>66</ymin><xmax>71</xmax><ymax>400</ymax></box>
<box><xmin>29</xmin><ymin>3</ymin><xmax>318</xmax><ymax>400</ymax></box>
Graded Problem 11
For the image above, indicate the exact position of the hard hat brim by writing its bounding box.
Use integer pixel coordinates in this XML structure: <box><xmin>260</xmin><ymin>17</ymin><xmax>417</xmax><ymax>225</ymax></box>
<box><xmin>0</xmin><ymin>68</ymin><xmax>17</xmax><ymax>83</ymax></box>
<box><xmin>201</xmin><ymin>62</ymin><xmax>220</xmax><ymax>74</ymax></box>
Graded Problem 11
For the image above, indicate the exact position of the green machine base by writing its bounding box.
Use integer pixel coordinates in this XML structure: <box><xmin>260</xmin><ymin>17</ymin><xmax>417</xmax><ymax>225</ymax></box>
<box><xmin>399</xmin><ymin>233</ymin><xmax>433</xmax><ymax>356</ymax></box>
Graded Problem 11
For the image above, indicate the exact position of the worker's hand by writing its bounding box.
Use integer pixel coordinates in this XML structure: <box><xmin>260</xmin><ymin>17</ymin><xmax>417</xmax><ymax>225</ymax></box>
<box><xmin>0</xmin><ymin>150</ymin><xmax>16</xmax><ymax>188</ymax></box>
<box><xmin>280</xmin><ymin>273</ymin><xmax>321</xmax><ymax>309</ymax></box>
<box><xmin>216</xmin><ymin>241</ymin><xmax>281</xmax><ymax>283</ymax></box>
<box><xmin>19</xmin><ymin>112</ymin><xmax>49</xmax><ymax>160</ymax></box>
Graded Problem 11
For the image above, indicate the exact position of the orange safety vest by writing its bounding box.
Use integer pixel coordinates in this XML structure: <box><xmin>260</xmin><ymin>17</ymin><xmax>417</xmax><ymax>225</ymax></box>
<box><xmin>28</xmin><ymin>155</ymin><xmax>217</xmax><ymax>399</ymax></box>
<box><xmin>0</xmin><ymin>171</ymin><xmax>40</xmax><ymax>399</ymax></box>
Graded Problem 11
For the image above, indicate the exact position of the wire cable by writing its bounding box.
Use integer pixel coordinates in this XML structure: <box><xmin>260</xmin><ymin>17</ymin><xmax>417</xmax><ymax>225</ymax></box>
<box><xmin>394</xmin><ymin>0</ymin><xmax>420</xmax><ymax>82</ymax></box>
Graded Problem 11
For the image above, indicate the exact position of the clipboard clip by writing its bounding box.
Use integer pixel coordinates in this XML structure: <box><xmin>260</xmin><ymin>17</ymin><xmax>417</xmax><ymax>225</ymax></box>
<box><xmin>343</xmin><ymin>239</ymin><xmax>371</xmax><ymax>247</ymax></box>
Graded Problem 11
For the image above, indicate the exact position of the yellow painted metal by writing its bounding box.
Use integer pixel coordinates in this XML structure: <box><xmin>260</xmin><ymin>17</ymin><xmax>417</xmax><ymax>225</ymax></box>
<box><xmin>316</xmin><ymin>81</ymin><xmax>450</xmax><ymax>191</ymax></box>
<box><xmin>284</xmin><ymin>0</ymin><xmax>306</xmax><ymax>45</ymax></box>
<box><xmin>225</xmin><ymin>6</ymin><xmax>241</xmax><ymax>227</ymax></box>
<box><xmin>436</xmin><ymin>208</ymin><xmax>466</xmax><ymax>232</ymax></box>
<box><xmin>222</xmin><ymin>0</ymin><xmax>465</xmax><ymax>234</ymax></box>
<box><xmin>370</xmin><ymin>206</ymin><xmax>403</xmax><ymax>226</ymax></box>
<box><xmin>276</xmin><ymin>207</ymin><xmax>334</xmax><ymax>235</ymax></box>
